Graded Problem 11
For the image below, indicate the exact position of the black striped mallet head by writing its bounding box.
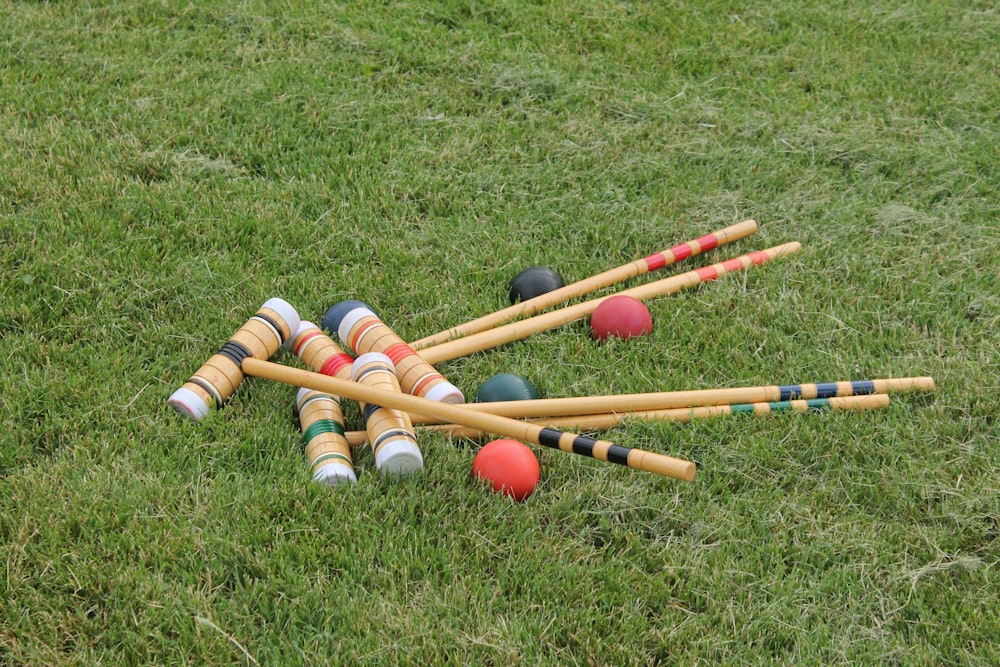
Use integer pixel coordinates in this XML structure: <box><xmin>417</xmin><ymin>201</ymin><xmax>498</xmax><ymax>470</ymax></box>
<box><xmin>168</xmin><ymin>298</ymin><xmax>300</xmax><ymax>420</ymax></box>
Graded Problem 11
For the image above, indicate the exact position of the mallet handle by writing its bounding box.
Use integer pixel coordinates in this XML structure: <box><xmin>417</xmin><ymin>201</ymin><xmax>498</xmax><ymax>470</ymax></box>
<box><xmin>345</xmin><ymin>394</ymin><xmax>892</xmax><ymax>444</ymax></box>
<box><xmin>406</xmin><ymin>377</ymin><xmax>933</xmax><ymax>422</ymax></box>
<box><xmin>241</xmin><ymin>358</ymin><xmax>696</xmax><ymax>482</ymax></box>
<box><xmin>418</xmin><ymin>242</ymin><xmax>802</xmax><ymax>365</ymax></box>
<box><xmin>411</xmin><ymin>219</ymin><xmax>759</xmax><ymax>349</ymax></box>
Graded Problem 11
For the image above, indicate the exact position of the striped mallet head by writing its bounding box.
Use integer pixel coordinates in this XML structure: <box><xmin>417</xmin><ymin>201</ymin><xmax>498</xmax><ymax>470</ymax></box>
<box><xmin>168</xmin><ymin>298</ymin><xmax>300</xmax><ymax>421</ymax></box>
<box><xmin>351</xmin><ymin>352</ymin><xmax>424</xmax><ymax>477</ymax></box>
<box><xmin>296</xmin><ymin>387</ymin><xmax>357</xmax><ymax>485</ymax></box>
<box><xmin>323</xmin><ymin>300</ymin><xmax>464</xmax><ymax>404</ymax></box>
<box><xmin>290</xmin><ymin>320</ymin><xmax>355</xmax><ymax>379</ymax></box>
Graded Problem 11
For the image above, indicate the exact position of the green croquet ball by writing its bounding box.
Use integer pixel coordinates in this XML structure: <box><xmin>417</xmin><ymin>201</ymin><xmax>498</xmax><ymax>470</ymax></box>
<box><xmin>474</xmin><ymin>373</ymin><xmax>540</xmax><ymax>403</ymax></box>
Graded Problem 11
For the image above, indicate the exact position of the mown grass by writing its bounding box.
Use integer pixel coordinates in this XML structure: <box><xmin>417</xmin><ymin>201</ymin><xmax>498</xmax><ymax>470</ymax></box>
<box><xmin>2</xmin><ymin>0</ymin><xmax>998</xmax><ymax>664</ymax></box>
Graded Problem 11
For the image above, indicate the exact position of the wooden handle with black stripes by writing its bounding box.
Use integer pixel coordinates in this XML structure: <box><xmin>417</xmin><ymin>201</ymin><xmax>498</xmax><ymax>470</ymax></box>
<box><xmin>241</xmin><ymin>358</ymin><xmax>696</xmax><ymax>482</ymax></box>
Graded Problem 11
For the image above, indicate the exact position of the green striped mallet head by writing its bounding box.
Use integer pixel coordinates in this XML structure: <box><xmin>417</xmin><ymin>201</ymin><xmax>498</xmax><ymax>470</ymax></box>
<box><xmin>296</xmin><ymin>387</ymin><xmax>357</xmax><ymax>485</ymax></box>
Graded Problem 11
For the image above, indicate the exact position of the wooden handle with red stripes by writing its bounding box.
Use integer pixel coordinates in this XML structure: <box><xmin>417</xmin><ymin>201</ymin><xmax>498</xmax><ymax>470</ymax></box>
<box><xmin>411</xmin><ymin>220</ymin><xmax>758</xmax><ymax>349</ymax></box>
<box><xmin>418</xmin><ymin>242</ymin><xmax>802</xmax><ymax>365</ymax></box>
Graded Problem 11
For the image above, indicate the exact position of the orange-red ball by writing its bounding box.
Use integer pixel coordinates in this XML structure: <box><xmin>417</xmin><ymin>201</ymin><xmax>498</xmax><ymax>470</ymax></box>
<box><xmin>471</xmin><ymin>439</ymin><xmax>540</xmax><ymax>501</ymax></box>
<box><xmin>590</xmin><ymin>295</ymin><xmax>653</xmax><ymax>341</ymax></box>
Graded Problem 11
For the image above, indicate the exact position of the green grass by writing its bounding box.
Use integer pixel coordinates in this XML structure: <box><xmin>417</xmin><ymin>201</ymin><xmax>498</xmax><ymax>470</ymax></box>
<box><xmin>2</xmin><ymin>0</ymin><xmax>998</xmax><ymax>664</ymax></box>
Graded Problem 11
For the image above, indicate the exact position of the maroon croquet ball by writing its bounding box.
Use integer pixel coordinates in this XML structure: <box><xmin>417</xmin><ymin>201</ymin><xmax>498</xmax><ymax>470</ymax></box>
<box><xmin>590</xmin><ymin>295</ymin><xmax>653</xmax><ymax>341</ymax></box>
<box><xmin>471</xmin><ymin>439</ymin><xmax>540</xmax><ymax>501</ymax></box>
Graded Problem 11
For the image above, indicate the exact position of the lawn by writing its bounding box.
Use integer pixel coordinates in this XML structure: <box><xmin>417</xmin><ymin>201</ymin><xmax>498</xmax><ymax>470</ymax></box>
<box><xmin>1</xmin><ymin>1</ymin><xmax>998</xmax><ymax>664</ymax></box>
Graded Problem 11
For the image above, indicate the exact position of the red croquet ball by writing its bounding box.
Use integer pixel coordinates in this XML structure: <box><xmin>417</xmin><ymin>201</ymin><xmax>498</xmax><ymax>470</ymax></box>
<box><xmin>471</xmin><ymin>439</ymin><xmax>540</xmax><ymax>502</ymax></box>
<box><xmin>590</xmin><ymin>295</ymin><xmax>653</xmax><ymax>341</ymax></box>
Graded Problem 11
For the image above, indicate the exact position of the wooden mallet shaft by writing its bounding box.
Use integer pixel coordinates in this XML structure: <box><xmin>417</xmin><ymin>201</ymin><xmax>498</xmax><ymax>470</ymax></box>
<box><xmin>344</xmin><ymin>394</ymin><xmax>892</xmax><ymax>445</ymax></box>
<box><xmin>417</xmin><ymin>242</ymin><xmax>802</xmax><ymax>365</ymax></box>
<box><xmin>405</xmin><ymin>377</ymin><xmax>933</xmax><ymax>422</ymax></box>
<box><xmin>410</xmin><ymin>219</ymin><xmax>759</xmax><ymax>350</ymax></box>
<box><xmin>241</xmin><ymin>357</ymin><xmax>696</xmax><ymax>482</ymax></box>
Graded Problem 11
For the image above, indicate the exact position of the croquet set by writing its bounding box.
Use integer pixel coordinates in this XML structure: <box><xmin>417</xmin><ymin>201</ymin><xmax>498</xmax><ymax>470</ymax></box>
<box><xmin>167</xmin><ymin>221</ymin><xmax>934</xmax><ymax>499</ymax></box>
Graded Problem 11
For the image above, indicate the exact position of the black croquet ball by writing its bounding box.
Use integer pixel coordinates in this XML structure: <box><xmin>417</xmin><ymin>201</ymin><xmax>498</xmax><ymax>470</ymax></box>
<box><xmin>508</xmin><ymin>266</ymin><xmax>565</xmax><ymax>304</ymax></box>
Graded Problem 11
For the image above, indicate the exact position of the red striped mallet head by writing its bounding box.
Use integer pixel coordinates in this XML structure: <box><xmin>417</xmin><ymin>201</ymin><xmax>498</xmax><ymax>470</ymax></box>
<box><xmin>323</xmin><ymin>300</ymin><xmax>464</xmax><ymax>404</ymax></box>
<box><xmin>290</xmin><ymin>321</ymin><xmax>355</xmax><ymax>380</ymax></box>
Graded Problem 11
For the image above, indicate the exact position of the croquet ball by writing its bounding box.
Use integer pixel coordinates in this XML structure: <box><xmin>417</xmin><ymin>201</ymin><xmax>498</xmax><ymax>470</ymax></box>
<box><xmin>471</xmin><ymin>439</ymin><xmax>540</xmax><ymax>502</ymax></box>
<box><xmin>590</xmin><ymin>295</ymin><xmax>653</xmax><ymax>341</ymax></box>
<box><xmin>508</xmin><ymin>266</ymin><xmax>564</xmax><ymax>304</ymax></box>
<box><xmin>474</xmin><ymin>373</ymin><xmax>540</xmax><ymax>403</ymax></box>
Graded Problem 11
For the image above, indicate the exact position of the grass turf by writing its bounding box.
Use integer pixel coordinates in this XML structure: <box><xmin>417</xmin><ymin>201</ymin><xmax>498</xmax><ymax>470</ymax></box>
<box><xmin>1</xmin><ymin>0</ymin><xmax>998</xmax><ymax>664</ymax></box>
